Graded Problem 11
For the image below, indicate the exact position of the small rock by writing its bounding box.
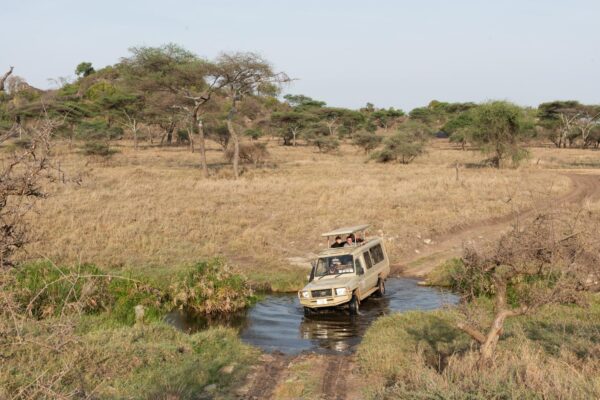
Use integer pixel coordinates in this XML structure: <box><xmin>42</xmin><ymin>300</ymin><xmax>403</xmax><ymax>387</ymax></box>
<box><xmin>204</xmin><ymin>383</ymin><xmax>217</xmax><ymax>393</ymax></box>
<box><xmin>134</xmin><ymin>305</ymin><xmax>145</xmax><ymax>324</ymax></box>
<box><xmin>423</xmin><ymin>239</ymin><xmax>432</xmax><ymax>245</ymax></box>
<box><xmin>220</xmin><ymin>364</ymin><xmax>235</xmax><ymax>374</ymax></box>
<box><xmin>259</xmin><ymin>354</ymin><xmax>276</xmax><ymax>363</ymax></box>
<box><xmin>414</xmin><ymin>249</ymin><xmax>421</xmax><ymax>254</ymax></box>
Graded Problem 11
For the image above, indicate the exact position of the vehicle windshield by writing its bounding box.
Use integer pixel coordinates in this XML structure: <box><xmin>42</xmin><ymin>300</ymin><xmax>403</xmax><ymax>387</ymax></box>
<box><xmin>315</xmin><ymin>255</ymin><xmax>354</xmax><ymax>277</ymax></box>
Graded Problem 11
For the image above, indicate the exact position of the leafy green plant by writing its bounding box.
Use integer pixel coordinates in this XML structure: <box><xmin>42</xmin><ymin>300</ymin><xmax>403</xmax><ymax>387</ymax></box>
<box><xmin>170</xmin><ymin>259</ymin><xmax>256</xmax><ymax>315</ymax></box>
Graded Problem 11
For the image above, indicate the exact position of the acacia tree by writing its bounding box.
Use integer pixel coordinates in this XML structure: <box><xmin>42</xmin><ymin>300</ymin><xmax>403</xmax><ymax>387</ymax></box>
<box><xmin>468</xmin><ymin>101</ymin><xmax>529</xmax><ymax>168</ymax></box>
<box><xmin>454</xmin><ymin>212</ymin><xmax>598</xmax><ymax>365</ymax></box>
<box><xmin>212</xmin><ymin>52</ymin><xmax>289</xmax><ymax>178</ymax></box>
<box><xmin>271</xmin><ymin>111</ymin><xmax>315</xmax><ymax>146</ymax></box>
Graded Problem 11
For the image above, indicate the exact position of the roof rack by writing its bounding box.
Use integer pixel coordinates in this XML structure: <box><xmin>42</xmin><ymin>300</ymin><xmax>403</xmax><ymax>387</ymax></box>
<box><xmin>321</xmin><ymin>224</ymin><xmax>370</xmax><ymax>237</ymax></box>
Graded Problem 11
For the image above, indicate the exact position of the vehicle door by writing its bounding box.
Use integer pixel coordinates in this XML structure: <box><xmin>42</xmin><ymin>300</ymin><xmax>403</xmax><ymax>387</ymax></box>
<box><xmin>367</xmin><ymin>243</ymin><xmax>385</xmax><ymax>287</ymax></box>
<box><xmin>355</xmin><ymin>256</ymin><xmax>368</xmax><ymax>296</ymax></box>
<box><xmin>362</xmin><ymin>248</ymin><xmax>379</xmax><ymax>292</ymax></box>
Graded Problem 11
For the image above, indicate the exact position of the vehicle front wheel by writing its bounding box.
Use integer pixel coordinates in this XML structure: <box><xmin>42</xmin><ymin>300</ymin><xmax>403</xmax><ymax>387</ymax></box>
<box><xmin>375</xmin><ymin>278</ymin><xmax>385</xmax><ymax>297</ymax></box>
<box><xmin>349</xmin><ymin>295</ymin><xmax>359</xmax><ymax>315</ymax></box>
<box><xmin>303</xmin><ymin>307</ymin><xmax>314</xmax><ymax>317</ymax></box>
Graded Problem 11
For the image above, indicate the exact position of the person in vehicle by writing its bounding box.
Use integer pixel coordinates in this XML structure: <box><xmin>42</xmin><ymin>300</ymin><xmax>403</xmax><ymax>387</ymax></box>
<box><xmin>328</xmin><ymin>258</ymin><xmax>341</xmax><ymax>274</ymax></box>
<box><xmin>331</xmin><ymin>236</ymin><xmax>344</xmax><ymax>248</ymax></box>
<box><xmin>344</xmin><ymin>235</ymin><xmax>354</xmax><ymax>247</ymax></box>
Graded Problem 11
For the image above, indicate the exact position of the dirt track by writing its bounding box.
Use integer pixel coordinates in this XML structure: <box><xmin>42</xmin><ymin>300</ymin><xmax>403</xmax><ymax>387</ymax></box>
<box><xmin>396</xmin><ymin>172</ymin><xmax>600</xmax><ymax>278</ymax></box>
<box><xmin>235</xmin><ymin>171</ymin><xmax>600</xmax><ymax>400</ymax></box>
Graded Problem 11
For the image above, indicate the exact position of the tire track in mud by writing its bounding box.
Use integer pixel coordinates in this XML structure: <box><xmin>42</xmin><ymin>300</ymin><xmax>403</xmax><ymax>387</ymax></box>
<box><xmin>321</xmin><ymin>355</ymin><xmax>348</xmax><ymax>400</ymax></box>
<box><xmin>395</xmin><ymin>172</ymin><xmax>600</xmax><ymax>278</ymax></box>
<box><xmin>238</xmin><ymin>353</ymin><xmax>290</xmax><ymax>400</ymax></box>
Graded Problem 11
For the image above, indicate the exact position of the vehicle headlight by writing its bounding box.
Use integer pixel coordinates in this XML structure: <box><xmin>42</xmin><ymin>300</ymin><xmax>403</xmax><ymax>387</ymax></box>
<box><xmin>301</xmin><ymin>290</ymin><xmax>310</xmax><ymax>298</ymax></box>
<box><xmin>335</xmin><ymin>288</ymin><xmax>347</xmax><ymax>296</ymax></box>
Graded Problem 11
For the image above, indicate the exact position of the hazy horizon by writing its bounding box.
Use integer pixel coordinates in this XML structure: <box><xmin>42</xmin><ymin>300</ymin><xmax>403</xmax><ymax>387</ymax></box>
<box><xmin>2</xmin><ymin>0</ymin><xmax>599</xmax><ymax>111</ymax></box>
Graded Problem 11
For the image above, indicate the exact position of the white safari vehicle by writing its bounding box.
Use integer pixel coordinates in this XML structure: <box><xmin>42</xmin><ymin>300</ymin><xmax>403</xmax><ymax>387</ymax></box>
<box><xmin>298</xmin><ymin>225</ymin><xmax>390</xmax><ymax>315</ymax></box>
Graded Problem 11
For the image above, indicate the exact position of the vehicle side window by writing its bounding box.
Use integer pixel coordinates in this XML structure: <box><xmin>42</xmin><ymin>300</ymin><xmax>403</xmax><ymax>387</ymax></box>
<box><xmin>369</xmin><ymin>244</ymin><xmax>385</xmax><ymax>265</ymax></box>
<box><xmin>355</xmin><ymin>258</ymin><xmax>364</xmax><ymax>275</ymax></box>
<box><xmin>363</xmin><ymin>251</ymin><xmax>373</xmax><ymax>269</ymax></box>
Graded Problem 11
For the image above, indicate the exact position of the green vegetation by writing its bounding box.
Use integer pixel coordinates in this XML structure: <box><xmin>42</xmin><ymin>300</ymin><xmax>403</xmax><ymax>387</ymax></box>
<box><xmin>1</xmin><ymin>320</ymin><xmax>258</xmax><ymax>399</ymax></box>
<box><xmin>8</xmin><ymin>259</ymin><xmax>255</xmax><ymax>325</ymax></box>
<box><xmin>358</xmin><ymin>298</ymin><xmax>600</xmax><ymax>399</ymax></box>
<box><xmin>170</xmin><ymin>259</ymin><xmax>256</xmax><ymax>314</ymax></box>
<box><xmin>1</xmin><ymin>259</ymin><xmax>260</xmax><ymax>399</ymax></box>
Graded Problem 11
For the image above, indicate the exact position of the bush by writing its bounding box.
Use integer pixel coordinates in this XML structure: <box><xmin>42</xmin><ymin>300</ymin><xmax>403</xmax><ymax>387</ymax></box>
<box><xmin>170</xmin><ymin>259</ymin><xmax>256</xmax><ymax>315</ymax></box>
<box><xmin>75</xmin><ymin>119</ymin><xmax>123</xmax><ymax>141</ymax></box>
<box><xmin>243</xmin><ymin>128</ymin><xmax>263</xmax><ymax>141</ymax></box>
<box><xmin>352</xmin><ymin>131</ymin><xmax>382</xmax><ymax>154</ymax></box>
<box><xmin>310</xmin><ymin>135</ymin><xmax>339</xmax><ymax>153</ymax></box>
<box><xmin>206</xmin><ymin>123</ymin><xmax>230</xmax><ymax>150</ymax></box>
<box><xmin>81</xmin><ymin>141</ymin><xmax>119</xmax><ymax>158</ymax></box>
<box><xmin>371</xmin><ymin>131</ymin><xmax>426</xmax><ymax>164</ymax></box>
<box><xmin>224</xmin><ymin>142</ymin><xmax>269</xmax><ymax>166</ymax></box>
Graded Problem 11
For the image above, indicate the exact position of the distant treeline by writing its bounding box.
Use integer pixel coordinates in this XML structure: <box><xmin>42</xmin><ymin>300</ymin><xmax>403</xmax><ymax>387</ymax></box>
<box><xmin>1</xmin><ymin>44</ymin><xmax>599</xmax><ymax>165</ymax></box>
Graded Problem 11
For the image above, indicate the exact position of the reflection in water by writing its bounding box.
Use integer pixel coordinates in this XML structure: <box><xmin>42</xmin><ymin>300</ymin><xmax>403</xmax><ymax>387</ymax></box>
<box><xmin>166</xmin><ymin>278</ymin><xmax>458</xmax><ymax>354</ymax></box>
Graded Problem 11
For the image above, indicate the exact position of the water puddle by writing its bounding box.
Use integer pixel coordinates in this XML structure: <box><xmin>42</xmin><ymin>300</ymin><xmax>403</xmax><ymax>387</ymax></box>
<box><xmin>166</xmin><ymin>278</ymin><xmax>458</xmax><ymax>354</ymax></box>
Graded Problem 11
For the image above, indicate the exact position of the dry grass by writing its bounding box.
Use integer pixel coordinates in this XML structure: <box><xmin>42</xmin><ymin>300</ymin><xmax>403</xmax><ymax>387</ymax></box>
<box><xmin>357</xmin><ymin>298</ymin><xmax>600</xmax><ymax>399</ymax></box>
<box><xmin>19</xmin><ymin>139</ymin><xmax>573</xmax><ymax>290</ymax></box>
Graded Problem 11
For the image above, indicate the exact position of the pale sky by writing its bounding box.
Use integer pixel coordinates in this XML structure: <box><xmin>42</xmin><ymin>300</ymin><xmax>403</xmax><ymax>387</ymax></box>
<box><xmin>2</xmin><ymin>0</ymin><xmax>599</xmax><ymax>111</ymax></box>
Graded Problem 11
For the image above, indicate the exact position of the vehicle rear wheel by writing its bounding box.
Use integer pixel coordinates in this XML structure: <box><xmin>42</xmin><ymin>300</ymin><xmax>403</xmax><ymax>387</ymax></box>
<box><xmin>375</xmin><ymin>278</ymin><xmax>385</xmax><ymax>297</ymax></box>
<box><xmin>349</xmin><ymin>294</ymin><xmax>359</xmax><ymax>315</ymax></box>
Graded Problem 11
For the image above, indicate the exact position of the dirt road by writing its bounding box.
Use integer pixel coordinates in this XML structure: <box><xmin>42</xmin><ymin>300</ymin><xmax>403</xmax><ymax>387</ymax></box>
<box><xmin>235</xmin><ymin>172</ymin><xmax>600</xmax><ymax>400</ymax></box>
<box><xmin>396</xmin><ymin>172</ymin><xmax>600</xmax><ymax>278</ymax></box>
<box><xmin>236</xmin><ymin>352</ymin><xmax>362</xmax><ymax>400</ymax></box>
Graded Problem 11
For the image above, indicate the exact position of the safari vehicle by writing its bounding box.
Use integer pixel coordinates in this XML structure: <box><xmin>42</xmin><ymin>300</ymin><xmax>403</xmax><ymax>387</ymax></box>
<box><xmin>298</xmin><ymin>225</ymin><xmax>390</xmax><ymax>315</ymax></box>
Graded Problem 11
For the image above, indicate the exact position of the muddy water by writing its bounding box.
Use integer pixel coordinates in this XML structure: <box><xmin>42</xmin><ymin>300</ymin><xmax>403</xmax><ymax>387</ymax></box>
<box><xmin>166</xmin><ymin>278</ymin><xmax>458</xmax><ymax>354</ymax></box>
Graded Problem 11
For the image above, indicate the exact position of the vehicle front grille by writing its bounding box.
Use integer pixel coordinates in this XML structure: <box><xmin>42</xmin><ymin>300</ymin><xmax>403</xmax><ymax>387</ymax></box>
<box><xmin>311</xmin><ymin>289</ymin><xmax>332</xmax><ymax>298</ymax></box>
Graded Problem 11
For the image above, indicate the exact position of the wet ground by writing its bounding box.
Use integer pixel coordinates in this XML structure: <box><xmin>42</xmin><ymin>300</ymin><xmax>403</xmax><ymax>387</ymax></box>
<box><xmin>166</xmin><ymin>278</ymin><xmax>458</xmax><ymax>354</ymax></box>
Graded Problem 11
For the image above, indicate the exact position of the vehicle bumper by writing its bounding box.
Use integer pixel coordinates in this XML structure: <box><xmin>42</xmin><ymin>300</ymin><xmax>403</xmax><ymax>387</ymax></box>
<box><xmin>299</xmin><ymin>293</ymin><xmax>352</xmax><ymax>309</ymax></box>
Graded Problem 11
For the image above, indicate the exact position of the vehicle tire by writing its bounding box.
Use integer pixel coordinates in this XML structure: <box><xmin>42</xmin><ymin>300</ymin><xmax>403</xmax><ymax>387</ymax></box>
<box><xmin>349</xmin><ymin>295</ymin><xmax>359</xmax><ymax>315</ymax></box>
<box><xmin>303</xmin><ymin>307</ymin><xmax>313</xmax><ymax>317</ymax></box>
<box><xmin>375</xmin><ymin>278</ymin><xmax>385</xmax><ymax>297</ymax></box>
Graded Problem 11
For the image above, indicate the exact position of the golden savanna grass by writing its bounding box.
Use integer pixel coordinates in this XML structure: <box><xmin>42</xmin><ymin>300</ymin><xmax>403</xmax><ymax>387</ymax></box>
<box><xmin>22</xmin><ymin>139</ymin><xmax>575</xmax><ymax>290</ymax></box>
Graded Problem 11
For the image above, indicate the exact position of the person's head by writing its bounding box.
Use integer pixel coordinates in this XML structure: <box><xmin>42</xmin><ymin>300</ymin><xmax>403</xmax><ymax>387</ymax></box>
<box><xmin>335</xmin><ymin>236</ymin><xmax>342</xmax><ymax>243</ymax></box>
<box><xmin>346</xmin><ymin>236</ymin><xmax>353</xmax><ymax>244</ymax></box>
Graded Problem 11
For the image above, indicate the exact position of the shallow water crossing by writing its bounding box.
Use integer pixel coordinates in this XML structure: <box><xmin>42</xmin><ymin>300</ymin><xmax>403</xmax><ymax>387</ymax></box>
<box><xmin>166</xmin><ymin>278</ymin><xmax>458</xmax><ymax>354</ymax></box>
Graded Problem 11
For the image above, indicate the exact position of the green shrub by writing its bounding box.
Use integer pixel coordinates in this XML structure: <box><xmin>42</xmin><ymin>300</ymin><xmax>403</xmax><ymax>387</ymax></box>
<box><xmin>371</xmin><ymin>131</ymin><xmax>426</xmax><ymax>164</ymax></box>
<box><xmin>81</xmin><ymin>141</ymin><xmax>119</xmax><ymax>158</ymax></box>
<box><xmin>170</xmin><ymin>259</ymin><xmax>256</xmax><ymax>315</ymax></box>
<box><xmin>11</xmin><ymin>262</ymin><xmax>165</xmax><ymax>323</ymax></box>
<box><xmin>310</xmin><ymin>135</ymin><xmax>339</xmax><ymax>153</ymax></box>
<box><xmin>352</xmin><ymin>131</ymin><xmax>382</xmax><ymax>154</ymax></box>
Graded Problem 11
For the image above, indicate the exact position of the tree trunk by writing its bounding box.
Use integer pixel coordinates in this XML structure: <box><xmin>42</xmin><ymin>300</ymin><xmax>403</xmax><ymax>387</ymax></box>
<box><xmin>188</xmin><ymin>127</ymin><xmax>195</xmax><ymax>153</ymax></box>
<box><xmin>132</xmin><ymin>119</ymin><xmax>138</xmax><ymax>151</ymax></box>
<box><xmin>197</xmin><ymin>120</ymin><xmax>209</xmax><ymax>178</ymax></box>
<box><xmin>458</xmin><ymin>278</ymin><xmax>529</xmax><ymax>366</ymax></box>
<box><xmin>227</xmin><ymin>118</ymin><xmax>240</xmax><ymax>179</ymax></box>
<box><xmin>292</xmin><ymin>129</ymin><xmax>297</xmax><ymax>147</ymax></box>
<box><xmin>227</xmin><ymin>96</ymin><xmax>240</xmax><ymax>179</ymax></box>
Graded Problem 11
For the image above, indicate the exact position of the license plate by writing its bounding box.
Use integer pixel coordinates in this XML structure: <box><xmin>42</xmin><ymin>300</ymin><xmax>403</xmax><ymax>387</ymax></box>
<box><xmin>316</xmin><ymin>299</ymin><xmax>327</xmax><ymax>305</ymax></box>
